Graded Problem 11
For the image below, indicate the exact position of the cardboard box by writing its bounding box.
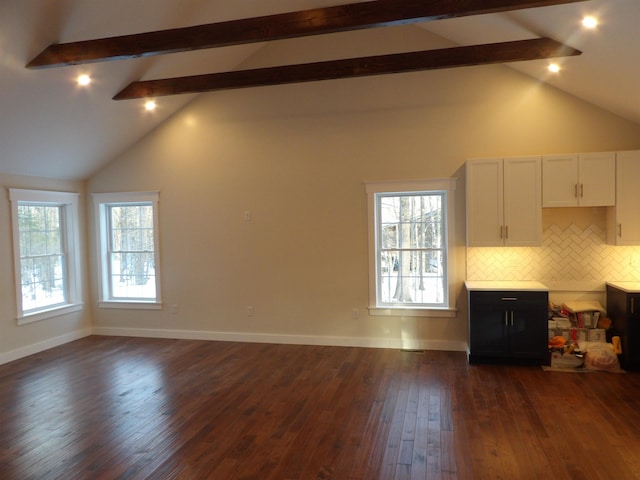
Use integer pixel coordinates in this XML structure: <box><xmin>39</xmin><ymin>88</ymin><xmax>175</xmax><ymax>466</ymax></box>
<box><xmin>577</xmin><ymin>312</ymin><xmax>593</xmax><ymax>328</ymax></box>
<box><xmin>570</xmin><ymin>328</ymin><xmax>588</xmax><ymax>344</ymax></box>
<box><xmin>553</xmin><ymin>317</ymin><xmax>572</xmax><ymax>329</ymax></box>
<box><xmin>550</xmin><ymin>351</ymin><xmax>584</xmax><ymax>368</ymax></box>
<box><xmin>587</xmin><ymin>328</ymin><xmax>606</xmax><ymax>343</ymax></box>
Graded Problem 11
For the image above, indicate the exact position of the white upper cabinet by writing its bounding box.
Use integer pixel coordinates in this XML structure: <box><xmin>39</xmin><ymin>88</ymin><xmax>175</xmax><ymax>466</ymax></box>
<box><xmin>608</xmin><ymin>150</ymin><xmax>640</xmax><ymax>245</ymax></box>
<box><xmin>580</xmin><ymin>152</ymin><xmax>616</xmax><ymax>206</ymax></box>
<box><xmin>542</xmin><ymin>152</ymin><xmax>615</xmax><ymax>207</ymax></box>
<box><xmin>466</xmin><ymin>159</ymin><xmax>503</xmax><ymax>247</ymax></box>
<box><xmin>541</xmin><ymin>154</ymin><xmax>577</xmax><ymax>207</ymax></box>
<box><xmin>504</xmin><ymin>157</ymin><xmax>542</xmax><ymax>246</ymax></box>
<box><xmin>466</xmin><ymin>157</ymin><xmax>541</xmax><ymax>247</ymax></box>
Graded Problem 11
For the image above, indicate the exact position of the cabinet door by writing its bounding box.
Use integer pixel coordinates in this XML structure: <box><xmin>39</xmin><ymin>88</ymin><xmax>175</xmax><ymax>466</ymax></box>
<box><xmin>542</xmin><ymin>154</ymin><xmax>578</xmax><ymax>207</ymax></box>
<box><xmin>466</xmin><ymin>159</ymin><xmax>503</xmax><ymax>246</ymax></box>
<box><xmin>608</xmin><ymin>151</ymin><xmax>640</xmax><ymax>245</ymax></box>
<box><xmin>509</xmin><ymin>296</ymin><xmax>548</xmax><ymax>360</ymax></box>
<box><xmin>468</xmin><ymin>292</ymin><xmax>509</xmax><ymax>358</ymax></box>
<box><xmin>503</xmin><ymin>157</ymin><xmax>541</xmax><ymax>246</ymax></box>
<box><xmin>579</xmin><ymin>152</ymin><xmax>615</xmax><ymax>207</ymax></box>
<box><xmin>609</xmin><ymin>288</ymin><xmax>640</xmax><ymax>370</ymax></box>
<box><xmin>625</xmin><ymin>295</ymin><xmax>640</xmax><ymax>368</ymax></box>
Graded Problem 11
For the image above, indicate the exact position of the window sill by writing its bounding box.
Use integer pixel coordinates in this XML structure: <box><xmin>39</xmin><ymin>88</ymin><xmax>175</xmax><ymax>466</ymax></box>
<box><xmin>18</xmin><ymin>303</ymin><xmax>84</xmax><ymax>325</ymax></box>
<box><xmin>368</xmin><ymin>307</ymin><xmax>457</xmax><ymax>318</ymax></box>
<box><xmin>98</xmin><ymin>301</ymin><xmax>163</xmax><ymax>310</ymax></box>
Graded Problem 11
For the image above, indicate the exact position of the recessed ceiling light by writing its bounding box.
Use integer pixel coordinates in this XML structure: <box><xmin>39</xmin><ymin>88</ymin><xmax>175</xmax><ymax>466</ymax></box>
<box><xmin>548</xmin><ymin>63</ymin><xmax>560</xmax><ymax>73</ymax></box>
<box><xmin>144</xmin><ymin>100</ymin><xmax>157</xmax><ymax>111</ymax></box>
<box><xmin>582</xmin><ymin>16</ymin><xmax>598</xmax><ymax>29</ymax></box>
<box><xmin>76</xmin><ymin>74</ymin><xmax>91</xmax><ymax>86</ymax></box>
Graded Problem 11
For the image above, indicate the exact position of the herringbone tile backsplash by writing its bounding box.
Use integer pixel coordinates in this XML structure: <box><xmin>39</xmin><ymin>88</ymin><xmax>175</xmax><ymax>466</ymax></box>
<box><xmin>467</xmin><ymin>208</ymin><xmax>640</xmax><ymax>285</ymax></box>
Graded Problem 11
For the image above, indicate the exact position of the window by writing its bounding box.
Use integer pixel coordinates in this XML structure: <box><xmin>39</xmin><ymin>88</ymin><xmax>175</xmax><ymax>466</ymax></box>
<box><xmin>366</xmin><ymin>179</ymin><xmax>456</xmax><ymax>316</ymax></box>
<box><xmin>94</xmin><ymin>192</ymin><xmax>161</xmax><ymax>308</ymax></box>
<box><xmin>9</xmin><ymin>189</ymin><xmax>82</xmax><ymax>324</ymax></box>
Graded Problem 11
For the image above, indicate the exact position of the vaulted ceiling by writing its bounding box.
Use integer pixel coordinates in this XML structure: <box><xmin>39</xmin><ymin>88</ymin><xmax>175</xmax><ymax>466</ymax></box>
<box><xmin>1</xmin><ymin>0</ymin><xmax>638</xmax><ymax>180</ymax></box>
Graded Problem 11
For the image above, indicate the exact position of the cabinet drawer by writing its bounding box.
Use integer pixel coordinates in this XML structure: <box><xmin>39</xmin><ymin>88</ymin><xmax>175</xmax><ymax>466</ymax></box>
<box><xmin>469</xmin><ymin>290</ymin><xmax>547</xmax><ymax>307</ymax></box>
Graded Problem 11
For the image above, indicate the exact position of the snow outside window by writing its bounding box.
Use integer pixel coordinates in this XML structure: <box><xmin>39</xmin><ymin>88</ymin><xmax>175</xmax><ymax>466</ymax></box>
<box><xmin>366</xmin><ymin>179</ymin><xmax>457</xmax><ymax>316</ymax></box>
<box><xmin>94</xmin><ymin>192</ymin><xmax>162</xmax><ymax>309</ymax></box>
<box><xmin>9</xmin><ymin>189</ymin><xmax>82</xmax><ymax>324</ymax></box>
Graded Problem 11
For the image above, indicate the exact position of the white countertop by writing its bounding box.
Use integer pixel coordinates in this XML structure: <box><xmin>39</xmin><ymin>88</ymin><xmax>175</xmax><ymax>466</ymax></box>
<box><xmin>465</xmin><ymin>280</ymin><xmax>549</xmax><ymax>292</ymax></box>
<box><xmin>606</xmin><ymin>281</ymin><xmax>640</xmax><ymax>293</ymax></box>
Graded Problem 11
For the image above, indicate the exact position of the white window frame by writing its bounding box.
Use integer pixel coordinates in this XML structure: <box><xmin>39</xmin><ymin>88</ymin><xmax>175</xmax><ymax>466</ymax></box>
<box><xmin>93</xmin><ymin>191</ymin><xmax>162</xmax><ymax>309</ymax></box>
<box><xmin>9</xmin><ymin>189</ymin><xmax>83</xmax><ymax>324</ymax></box>
<box><xmin>366</xmin><ymin>179</ymin><xmax>457</xmax><ymax>317</ymax></box>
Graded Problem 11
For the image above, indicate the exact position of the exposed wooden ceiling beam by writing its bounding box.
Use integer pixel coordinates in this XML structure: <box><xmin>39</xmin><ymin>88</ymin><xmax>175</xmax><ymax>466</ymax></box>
<box><xmin>113</xmin><ymin>37</ymin><xmax>580</xmax><ymax>100</ymax></box>
<box><xmin>27</xmin><ymin>0</ymin><xmax>586</xmax><ymax>69</ymax></box>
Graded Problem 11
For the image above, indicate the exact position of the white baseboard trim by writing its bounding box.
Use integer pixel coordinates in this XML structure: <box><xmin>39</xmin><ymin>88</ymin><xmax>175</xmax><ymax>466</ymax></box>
<box><xmin>92</xmin><ymin>326</ymin><xmax>467</xmax><ymax>352</ymax></box>
<box><xmin>0</xmin><ymin>328</ymin><xmax>92</xmax><ymax>366</ymax></box>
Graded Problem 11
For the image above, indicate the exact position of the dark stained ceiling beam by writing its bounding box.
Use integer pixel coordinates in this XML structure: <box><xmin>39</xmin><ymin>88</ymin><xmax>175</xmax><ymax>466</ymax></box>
<box><xmin>27</xmin><ymin>0</ymin><xmax>586</xmax><ymax>69</ymax></box>
<box><xmin>113</xmin><ymin>37</ymin><xmax>581</xmax><ymax>100</ymax></box>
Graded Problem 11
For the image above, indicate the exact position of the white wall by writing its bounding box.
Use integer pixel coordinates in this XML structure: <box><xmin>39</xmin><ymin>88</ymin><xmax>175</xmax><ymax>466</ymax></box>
<box><xmin>86</xmin><ymin>27</ymin><xmax>640</xmax><ymax>351</ymax></box>
<box><xmin>0</xmin><ymin>174</ymin><xmax>92</xmax><ymax>364</ymax></box>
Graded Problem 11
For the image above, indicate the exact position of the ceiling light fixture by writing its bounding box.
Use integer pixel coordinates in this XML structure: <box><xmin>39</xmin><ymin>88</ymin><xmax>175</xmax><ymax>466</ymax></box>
<box><xmin>548</xmin><ymin>63</ymin><xmax>561</xmax><ymax>73</ymax></box>
<box><xmin>76</xmin><ymin>74</ymin><xmax>91</xmax><ymax>86</ymax></box>
<box><xmin>582</xmin><ymin>16</ymin><xmax>598</xmax><ymax>28</ymax></box>
<box><xmin>144</xmin><ymin>100</ymin><xmax>157</xmax><ymax>111</ymax></box>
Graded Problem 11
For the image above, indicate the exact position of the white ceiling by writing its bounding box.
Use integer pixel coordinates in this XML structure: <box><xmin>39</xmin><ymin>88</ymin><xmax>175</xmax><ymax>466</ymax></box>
<box><xmin>1</xmin><ymin>0</ymin><xmax>638</xmax><ymax>180</ymax></box>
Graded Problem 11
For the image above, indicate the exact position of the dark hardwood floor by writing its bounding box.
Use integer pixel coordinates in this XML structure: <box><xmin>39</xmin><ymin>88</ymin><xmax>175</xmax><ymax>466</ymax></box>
<box><xmin>1</xmin><ymin>337</ymin><xmax>640</xmax><ymax>479</ymax></box>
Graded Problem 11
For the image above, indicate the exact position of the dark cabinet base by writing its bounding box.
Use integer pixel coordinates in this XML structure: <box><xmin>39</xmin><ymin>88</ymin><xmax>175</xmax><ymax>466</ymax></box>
<box><xmin>468</xmin><ymin>289</ymin><xmax>549</xmax><ymax>366</ymax></box>
<box><xmin>468</xmin><ymin>353</ymin><xmax>548</xmax><ymax>366</ymax></box>
<box><xmin>606</xmin><ymin>284</ymin><xmax>640</xmax><ymax>371</ymax></box>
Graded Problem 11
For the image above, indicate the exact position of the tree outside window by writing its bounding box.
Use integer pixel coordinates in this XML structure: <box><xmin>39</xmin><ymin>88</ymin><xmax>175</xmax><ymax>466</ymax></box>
<box><xmin>108</xmin><ymin>204</ymin><xmax>156</xmax><ymax>298</ymax></box>
<box><xmin>18</xmin><ymin>204</ymin><xmax>66</xmax><ymax>311</ymax></box>
<box><xmin>366</xmin><ymin>178</ymin><xmax>456</xmax><ymax>314</ymax></box>
<box><xmin>94</xmin><ymin>191</ymin><xmax>161</xmax><ymax>306</ymax></box>
<box><xmin>377</xmin><ymin>193</ymin><xmax>445</xmax><ymax>306</ymax></box>
<box><xmin>10</xmin><ymin>189</ymin><xmax>82</xmax><ymax>324</ymax></box>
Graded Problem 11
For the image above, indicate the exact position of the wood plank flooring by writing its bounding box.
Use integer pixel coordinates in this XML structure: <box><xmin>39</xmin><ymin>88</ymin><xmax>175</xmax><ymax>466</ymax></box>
<box><xmin>1</xmin><ymin>336</ymin><xmax>640</xmax><ymax>479</ymax></box>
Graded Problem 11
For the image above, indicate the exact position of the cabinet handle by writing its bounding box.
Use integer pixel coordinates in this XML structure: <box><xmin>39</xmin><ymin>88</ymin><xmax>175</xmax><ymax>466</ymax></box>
<box><xmin>500</xmin><ymin>225</ymin><xmax>504</xmax><ymax>239</ymax></box>
<box><xmin>580</xmin><ymin>184</ymin><xmax>584</xmax><ymax>198</ymax></box>
<box><xmin>619</xmin><ymin>224</ymin><xmax>623</xmax><ymax>238</ymax></box>
<box><xmin>511</xmin><ymin>311</ymin><xmax>515</xmax><ymax>326</ymax></box>
<box><xmin>505</xmin><ymin>311</ymin><xmax>509</xmax><ymax>326</ymax></box>
<box><xmin>574</xmin><ymin>184</ymin><xmax>578</xmax><ymax>198</ymax></box>
<box><xmin>505</xmin><ymin>225</ymin><xmax>509</xmax><ymax>239</ymax></box>
<box><xmin>501</xmin><ymin>297</ymin><xmax>518</xmax><ymax>301</ymax></box>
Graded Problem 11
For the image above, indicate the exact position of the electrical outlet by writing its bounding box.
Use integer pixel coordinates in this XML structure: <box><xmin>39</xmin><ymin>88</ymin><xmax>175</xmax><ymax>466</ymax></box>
<box><xmin>170</xmin><ymin>304</ymin><xmax>178</xmax><ymax>314</ymax></box>
<box><xmin>351</xmin><ymin>308</ymin><xmax>360</xmax><ymax>319</ymax></box>
<box><xmin>246</xmin><ymin>306</ymin><xmax>255</xmax><ymax>317</ymax></box>
<box><xmin>244</xmin><ymin>210</ymin><xmax>251</xmax><ymax>221</ymax></box>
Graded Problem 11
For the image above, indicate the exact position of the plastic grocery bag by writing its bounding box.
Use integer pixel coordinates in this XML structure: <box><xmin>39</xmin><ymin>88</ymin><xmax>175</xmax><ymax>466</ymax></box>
<box><xmin>582</xmin><ymin>342</ymin><xmax>621</xmax><ymax>372</ymax></box>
